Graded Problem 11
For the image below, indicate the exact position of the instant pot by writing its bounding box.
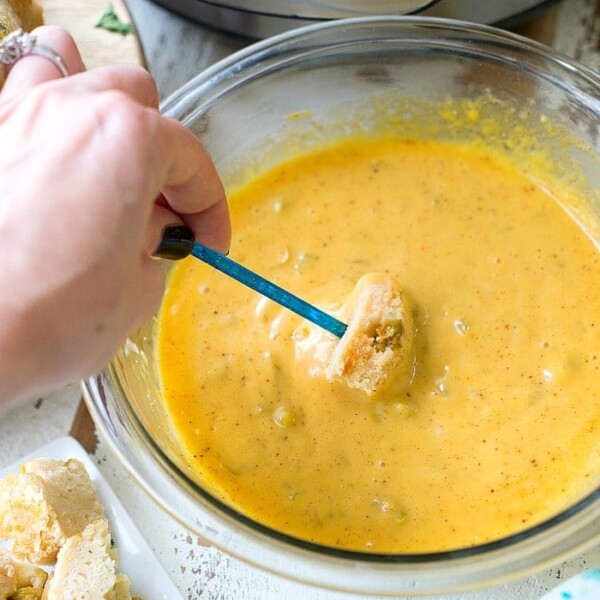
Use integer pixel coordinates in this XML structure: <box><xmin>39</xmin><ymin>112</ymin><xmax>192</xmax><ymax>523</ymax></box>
<box><xmin>149</xmin><ymin>0</ymin><xmax>559</xmax><ymax>37</ymax></box>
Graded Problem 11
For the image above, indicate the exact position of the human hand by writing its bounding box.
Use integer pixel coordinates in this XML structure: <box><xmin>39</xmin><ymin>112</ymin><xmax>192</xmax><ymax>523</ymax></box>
<box><xmin>0</xmin><ymin>27</ymin><xmax>231</xmax><ymax>407</ymax></box>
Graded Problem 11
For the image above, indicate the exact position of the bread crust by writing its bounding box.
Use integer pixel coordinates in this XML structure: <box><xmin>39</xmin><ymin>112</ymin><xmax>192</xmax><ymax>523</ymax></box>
<box><xmin>0</xmin><ymin>0</ymin><xmax>44</xmax><ymax>87</ymax></box>
<box><xmin>0</xmin><ymin>0</ymin><xmax>43</xmax><ymax>38</ymax></box>
<box><xmin>8</xmin><ymin>0</ymin><xmax>43</xmax><ymax>31</ymax></box>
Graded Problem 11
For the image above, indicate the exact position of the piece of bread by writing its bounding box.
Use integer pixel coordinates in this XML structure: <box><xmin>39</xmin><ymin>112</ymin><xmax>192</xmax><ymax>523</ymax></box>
<box><xmin>326</xmin><ymin>273</ymin><xmax>416</xmax><ymax>395</ymax></box>
<box><xmin>109</xmin><ymin>574</ymin><xmax>134</xmax><ymax>600</ymax></box>
<box><xmin>8</xmin><ymin>0</ymin><xmax>42</xmax><ymax>31</ymax></box>
<box><xmin>0</xmin><ymin>0</ymin><xmax>43</xmax><ymax>39</ymax></box>
<box><xmin>10</xmin><ymin>559</ymin><xmax>47</xmax><ymax>599</ymax></box>
<box><xmin>41</xmin><ymin>519</ymin><xmax>116</xmax><ymax>600</ymax></box>
<box><xmin>0</xmin><ymin>548</ymin><xmax>47</xmax><ymax>600</ymax></box>
<box><xmin>0</xmin><ymin>0</ymin><xmax>44</xmax><ymax>87</ymax></box>
<box><xmin>0</xmin><ymin>457</ymin><xmax>142</xmax><ymax>599</ymax></box>
<box><xmin>0</xmin><ymin>549</ymin><xmax>17</xmax><ymax>600</ymax></box>
<box><xmin>0</xmin><ymin>458</ymin><xmax>105</xmax><ymax>565</ymax></box>
<box><xmin>0</xmin><ymin>1</ymin><xmax>19</xmax><ymax>40</ymax></box>
<box><xmin>42</xmin><ymin>527</ymin><xmax>137</xmax><ymax>600</ymax></box>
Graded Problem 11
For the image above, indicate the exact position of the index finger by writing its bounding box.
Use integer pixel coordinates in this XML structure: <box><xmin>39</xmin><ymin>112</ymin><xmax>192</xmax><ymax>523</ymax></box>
<box><xmin>154</xmin><ymin>115</ymin><xmax>231</xmax><ymax>253</ymax></box>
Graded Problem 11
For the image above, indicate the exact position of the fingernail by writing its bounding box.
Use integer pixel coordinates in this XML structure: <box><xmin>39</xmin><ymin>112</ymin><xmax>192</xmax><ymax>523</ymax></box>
<box><xmin>153</xmin><ymin>225</ymin><xmax>195</xmax><ymax>260</ymax></box>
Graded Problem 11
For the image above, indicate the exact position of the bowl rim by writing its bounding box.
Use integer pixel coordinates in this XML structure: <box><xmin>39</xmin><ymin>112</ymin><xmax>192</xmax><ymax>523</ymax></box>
<box><xmin>160</xmin><ymin>14</ymin><xmax>600</xmax><ymax>117</ymax></box>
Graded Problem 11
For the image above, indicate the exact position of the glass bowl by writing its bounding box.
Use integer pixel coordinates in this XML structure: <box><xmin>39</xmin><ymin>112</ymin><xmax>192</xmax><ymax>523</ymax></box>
<box><xmin>82</xmin><ymin>16</ymin><xmax>600</xmax><ymax>596</ymax></box>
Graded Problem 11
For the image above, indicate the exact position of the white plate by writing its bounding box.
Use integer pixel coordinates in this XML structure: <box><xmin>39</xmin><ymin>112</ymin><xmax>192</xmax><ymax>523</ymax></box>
<box><xmin>0</xmin><ymin>435</ymin><xmax>183</xmax><ymax>600</ymax></box>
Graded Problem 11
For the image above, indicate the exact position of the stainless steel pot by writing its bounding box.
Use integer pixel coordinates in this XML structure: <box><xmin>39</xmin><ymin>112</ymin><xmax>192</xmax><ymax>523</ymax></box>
<box><xmin>149</xmin><ymin>0</ymin><xmax>558</xmax><ymax>38</ymax></box>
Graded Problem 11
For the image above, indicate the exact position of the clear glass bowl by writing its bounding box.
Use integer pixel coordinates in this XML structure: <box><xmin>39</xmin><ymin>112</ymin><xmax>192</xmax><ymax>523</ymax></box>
<box><xmin>83</xmin><ymin>17</ymin><xmax>600</xmax><ymax>596</ymax></box>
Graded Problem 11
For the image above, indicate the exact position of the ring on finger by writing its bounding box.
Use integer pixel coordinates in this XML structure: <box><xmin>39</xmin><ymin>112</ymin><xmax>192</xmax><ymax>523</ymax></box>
<box><xmin>0</xmin><ymin>29</ymin><xmax>70</xmax><ymax>78</ymax></box>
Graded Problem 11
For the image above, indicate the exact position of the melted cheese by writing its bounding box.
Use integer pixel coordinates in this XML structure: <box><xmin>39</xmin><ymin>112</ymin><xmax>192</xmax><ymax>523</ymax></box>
<box><xmin>157</xmin><ymin>137</ymin><xmax>600</xmax><ymax>553</ymax></box>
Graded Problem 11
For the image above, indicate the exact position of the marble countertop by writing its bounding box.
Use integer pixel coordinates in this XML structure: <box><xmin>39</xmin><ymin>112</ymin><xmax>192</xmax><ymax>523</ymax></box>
<box><xmin>1</xmin><ymin>1</ymin><xmax>599</xmax><ymax>599</ymax></box>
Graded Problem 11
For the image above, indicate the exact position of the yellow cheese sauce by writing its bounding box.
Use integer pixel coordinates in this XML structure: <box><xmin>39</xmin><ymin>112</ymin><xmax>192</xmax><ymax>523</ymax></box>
<box><xmin>157</xmin><ymin>137</ymin><xmax>600</xmax><ymax>553</ymax></box>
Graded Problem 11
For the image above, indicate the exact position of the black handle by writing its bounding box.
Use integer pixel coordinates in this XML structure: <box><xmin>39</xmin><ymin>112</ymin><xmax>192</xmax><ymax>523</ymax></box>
<box><xmin>153</xmin><ymin>225</ymin><xmax>195</xmax><ymax>260</ymax></box>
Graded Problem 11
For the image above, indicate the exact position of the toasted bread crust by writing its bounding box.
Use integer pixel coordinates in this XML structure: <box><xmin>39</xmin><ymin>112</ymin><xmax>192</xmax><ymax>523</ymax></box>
<box><xmin>0</xmin><ymin>0</ymin><xmax>43</xmax><ymax>39</ymax></box>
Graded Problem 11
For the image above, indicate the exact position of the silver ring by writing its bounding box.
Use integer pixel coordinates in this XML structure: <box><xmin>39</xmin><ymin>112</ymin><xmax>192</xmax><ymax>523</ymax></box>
<box><xmin>0</xmin><ymin>29</ymin><xmax>69</xmax><ymax>78</ymax></box>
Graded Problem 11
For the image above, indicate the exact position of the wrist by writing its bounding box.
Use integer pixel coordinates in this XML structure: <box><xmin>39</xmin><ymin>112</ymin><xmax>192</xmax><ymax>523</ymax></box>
<box><xmin>0</xmin><ymin>273</ymin><xmax>61</xmax><ymax>408</ymax></box>
<box><xmin>0</xmin><ymin>297</ymin><xmax>37</xmax><ymax>408</ymax></box>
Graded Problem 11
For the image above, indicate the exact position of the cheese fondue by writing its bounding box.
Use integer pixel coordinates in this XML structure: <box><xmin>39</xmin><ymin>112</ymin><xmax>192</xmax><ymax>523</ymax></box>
<box><xmin>157</xmin><ymin>136</ymin><xmax>600</xmax><ymax>553</ymax></box>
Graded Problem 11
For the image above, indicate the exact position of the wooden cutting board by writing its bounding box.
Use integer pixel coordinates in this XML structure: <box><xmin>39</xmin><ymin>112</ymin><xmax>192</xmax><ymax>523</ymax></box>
<box><xmin>42</xmin><ymin>0</ymin><xmax>143</xmax><ymax>69</ymax></box>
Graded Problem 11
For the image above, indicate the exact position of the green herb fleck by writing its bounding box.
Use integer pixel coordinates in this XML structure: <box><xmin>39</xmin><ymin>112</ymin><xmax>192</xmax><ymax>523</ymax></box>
<box><xmin>96</xmin><ymin>3</ymin><xmax>135</xmax><ymax>36</ymax></box>
<box><xmin>374</xmin><ymin>319</ymin><xmax>404</xmax><ymax>351</ymax></box>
